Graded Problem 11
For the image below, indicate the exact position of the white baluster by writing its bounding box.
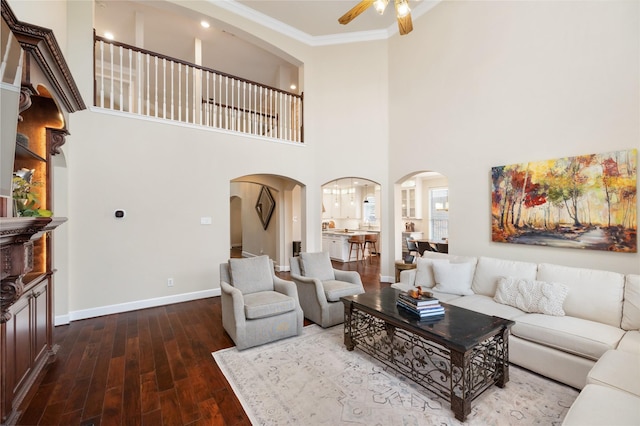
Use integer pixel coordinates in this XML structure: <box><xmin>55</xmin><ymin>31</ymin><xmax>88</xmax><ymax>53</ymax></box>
<box><xmin>128</xmin><ymin>48</ymin><xmax>133</xmax><ymax>113</ymax></box>
<box><xmin>119</xmin><ymin>46</ymin><xmax>123</xmax><ymax>111</ymax></box>
<box><xmin>178</xmin><ymin>63</ymin><xmax>182</xmax><ymax>122</ymax></box>
<box><xmin>154</xmin><ymin>56</ymin><xmax>158</xmax><ymax>117</ymax></box>
<box><xmin>184</xmin><ymin>64</ymin><xmax>189</xmax><ymax>123</ymax></box>
<box><xmin>171</xmin><ymin>61</ymin><xmax>175</xmax><ymax>120</ymax></box>
<box><xmin>99</xmin><ymin>41</ymin><xmax>104</xmax><ymax>108</ymax></box>
<box><xmin>162</xmin><ymin>58</ymin><xmax>166</xmax><ymax>119</ymax></box>
<box><xmin>109</xmin><ymin>42</ymin><xmax>114</xmax><ymax>109</ymax></box>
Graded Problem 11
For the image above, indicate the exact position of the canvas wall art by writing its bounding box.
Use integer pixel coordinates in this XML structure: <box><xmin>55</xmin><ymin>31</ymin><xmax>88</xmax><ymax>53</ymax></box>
<box><xmin>491</xmin><ymin>149</ymin><xmax>637</xmax><ymax>252</ymax></box>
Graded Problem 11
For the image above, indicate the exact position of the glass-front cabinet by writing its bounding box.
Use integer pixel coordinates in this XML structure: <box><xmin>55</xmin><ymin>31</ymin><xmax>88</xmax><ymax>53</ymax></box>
<box><xmin>401</xmin><ymin>179</ymin><xmax>421</xmax><ymax>219</ymax></box>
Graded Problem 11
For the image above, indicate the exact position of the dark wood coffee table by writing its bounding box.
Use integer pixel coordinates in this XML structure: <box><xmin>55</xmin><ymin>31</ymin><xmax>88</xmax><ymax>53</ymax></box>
<box><xmin>341</xmin><ymin>287</ymin><xmax>514</xmax><ymax>422</ymax></box>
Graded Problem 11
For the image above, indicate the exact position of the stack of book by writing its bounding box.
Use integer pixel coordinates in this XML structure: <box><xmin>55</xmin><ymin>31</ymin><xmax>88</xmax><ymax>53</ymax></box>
<box><xmin>397</xmin><ymin>292</ymin><xmax>445</xmax><ymax>320</ymax></box>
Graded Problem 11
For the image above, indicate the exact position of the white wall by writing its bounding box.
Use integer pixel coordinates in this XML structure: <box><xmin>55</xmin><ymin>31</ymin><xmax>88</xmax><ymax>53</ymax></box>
<box><xmin>7</xmin><ymin>0</ymin><xmax>638</xmax><ymax>322</ymax></box>
<box><xmin>389</xmin><ymin>0</ymin><xmax>639</xmax><ymax>275</ymax></box>
<box><xmin>7</xmin><ymin>0</ymin><xmax>390</xmax><ymax>320</ymax></box>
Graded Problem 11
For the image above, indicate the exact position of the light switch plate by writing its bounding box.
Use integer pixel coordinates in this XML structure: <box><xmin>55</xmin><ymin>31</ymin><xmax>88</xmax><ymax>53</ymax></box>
<box><xmin>200</xmin><ymin>216</ymin><xmax>212</xmax><ymax>225</ymax></box>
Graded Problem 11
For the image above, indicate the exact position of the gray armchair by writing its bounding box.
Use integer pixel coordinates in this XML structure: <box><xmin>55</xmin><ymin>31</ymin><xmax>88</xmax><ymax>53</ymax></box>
<box><xmin>290</xmin><ymin>251</ymin><xmax>365</xmax><ymax>328</ymax></box>
<box><xmin>220</xmin><ymin>255</ymin><xmax>303</xmax><ymax>350</ymax></box>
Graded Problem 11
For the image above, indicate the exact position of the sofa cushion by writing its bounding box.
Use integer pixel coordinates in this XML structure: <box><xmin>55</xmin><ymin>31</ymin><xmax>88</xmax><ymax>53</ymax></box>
<box><xmin>432</xmin><ymin>260</ymin><xmax>474</xmax><ymax>296</ymax></box>
<box><xmin>494</xmin><ymin>277</ymin><xmax>569</xmax><ymax>316</ymax></box>
<box><xmin>322</xmin><ymin>280</ymin><xmax>362</xmax><ymax>302</ymax></box>
<box><xmin>228</xmin><ymin>255</ymin><xmax>273</xmax><ymax>294</ymax></box>
<box><xmin>243</xmin><ymin>290</ymin><xmax>295</xmax><ymax>319</ymax></box>
<box><xmin>616</xmin><ymin>330</ymin><xmax>640</xmax><ymax>355</ymax></box>
<box><xmin>299</xmin><ymin>251</ymin><xmax>335</xmax><ymax>281</ymax></box>
<box><xmin>561</xmin><ymin>384</ymin><xmax>640</xmax><ymax>426</ymax></box>
<box><xmin>472</xmin><ymin>256</ymin><xmax>538</xmax><ymax>297</ymax></box>
<box><xmin>622</xmin><ymin>274</ymin><xmax>640</xmax><ymax>331</ymax></box>
<box><xmin>512</xmin><ymin>314</ymin><xmax>625</xmax><ymax>361</ymax></box>
<box><xmin>414</xmin><ymin>253</ymin><xmax>478</xmax><ymax>288</ymax></box>
<box><xmin>536</xmin><ymin>263</ymin><xmax>624</xmax><ymax>327</ymax></box>
<box><xmin>587</xmin><ymin>350</ymin><xmax>640</xmax><ymax>397</ymax></box>
<box><xmin>447</xmin><ymin>294</ymin><xmax>526</xmax><ymax>319</ymax></box>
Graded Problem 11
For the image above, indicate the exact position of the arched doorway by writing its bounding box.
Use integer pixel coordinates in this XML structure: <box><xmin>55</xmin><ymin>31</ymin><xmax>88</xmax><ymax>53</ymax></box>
<box><xmin>229</xmin><ymin>175</ymin><xmax>304</xmax><ymax>271</ymax></box>
<box><xmin>229</xmin><ymin>196</ymin><xmax>242</xmax><ymax>256</ymax></box>
<box><xmin>397</xmin><ymin>171</ymin><xmax>449</xmax><ymax>258</ymax></box>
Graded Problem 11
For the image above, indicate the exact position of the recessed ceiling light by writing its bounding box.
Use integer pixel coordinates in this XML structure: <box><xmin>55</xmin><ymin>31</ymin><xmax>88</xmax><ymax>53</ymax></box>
<box><xmin>104</xmin><ymin>31</ymin><xmax>114</xmax><ymax>40</ymax></box>
<box><xmin>201</xmin><ymin>20</ymin><xmax>210</xmax><ymax>28</ymax></box>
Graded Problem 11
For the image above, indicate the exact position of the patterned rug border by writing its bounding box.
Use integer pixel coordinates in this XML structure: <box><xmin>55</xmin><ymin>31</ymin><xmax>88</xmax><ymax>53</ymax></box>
<box><xmin>212</xmin><ymin>324</ymin><xmax>578</xmax><ymax>425</ymax></box>
<box><xmin>212</xmin><ymin>325</ymin><xmax>326</xmax><ymax>425</ymax></box>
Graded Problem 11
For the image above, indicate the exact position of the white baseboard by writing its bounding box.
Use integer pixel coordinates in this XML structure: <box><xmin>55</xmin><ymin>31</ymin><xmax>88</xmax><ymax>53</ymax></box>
<box><xmin>381</xmin><ymin>274</ymin><xmax>394</xmax><ymax>283</ymax></box>
<box><xmin>55</xmin><ymin>288</ymin><xmax>221</xmax><ymax>326</ymax></box>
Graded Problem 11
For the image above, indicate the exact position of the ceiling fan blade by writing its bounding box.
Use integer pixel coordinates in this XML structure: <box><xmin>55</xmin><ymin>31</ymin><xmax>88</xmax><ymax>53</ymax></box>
<box><xmin>397</xmin><ymin>12</ymin><xmax>413</xmax><ymax>35</ymax></box>
<box><xmin>338</xmin><ymin>0</ymin><xmax>375</xmax><ymax>25</ymax></box>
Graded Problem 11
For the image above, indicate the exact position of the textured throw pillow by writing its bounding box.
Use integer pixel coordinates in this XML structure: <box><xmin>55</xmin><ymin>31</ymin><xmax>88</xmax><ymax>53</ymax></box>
<box><xmin>432</xmin><ymin>260</ymin><xmax>474</xmax><ymax>296</ymax></box>
<box><xmin>414</xmin><ymin>258</ymin><xmax>437</xmax><ymax>288</ymax></box>
<box><xmin>494</xmin><ymin>276</ymin><xmax>569</xmax><ymax>316</ymax></box>
<box><xmin>299</xmin><ymin>251</ymin><xmax>335</xmax><ymax>281</ymax></box>
<box><xmin>229</xmin><ymin>255</ymin><xmax>273</xmax><ymax>294</ymax></box>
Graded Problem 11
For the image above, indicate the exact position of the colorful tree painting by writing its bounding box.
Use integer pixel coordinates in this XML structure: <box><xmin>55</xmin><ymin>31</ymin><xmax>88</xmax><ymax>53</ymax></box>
<box><xmin>491</xmin><ymin>149</ymin><xmax>637</xmax><ymax>252</ymax></box>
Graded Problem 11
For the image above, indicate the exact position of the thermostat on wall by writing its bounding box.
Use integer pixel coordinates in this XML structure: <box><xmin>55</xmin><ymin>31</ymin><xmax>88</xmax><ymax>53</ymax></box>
<box><xmin>115</xmin><ymin>209</ymin><xmax>126</xmax><ymax>218</ymax></box>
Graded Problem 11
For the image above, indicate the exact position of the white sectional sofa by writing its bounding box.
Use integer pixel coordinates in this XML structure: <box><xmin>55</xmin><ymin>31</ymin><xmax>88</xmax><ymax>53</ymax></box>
<box><xmin>391</xmin><ymin>251</ymin><xmax>640</xmax><ymax>424</ymax></box>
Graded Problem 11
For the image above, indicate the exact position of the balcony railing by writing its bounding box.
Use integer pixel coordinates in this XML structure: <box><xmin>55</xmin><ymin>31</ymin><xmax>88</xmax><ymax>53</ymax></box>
<box><xmin>94</xmin><ymin>35</ymin><xmax>303</xmax><ymax>143</ymax></box>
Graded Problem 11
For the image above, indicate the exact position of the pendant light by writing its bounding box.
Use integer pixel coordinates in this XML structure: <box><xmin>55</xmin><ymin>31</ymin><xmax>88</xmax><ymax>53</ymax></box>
<box><xmin>350</xmin><ymin>178</ymin><xmax>355</xmax><ymax>206</ymax></box>
<box><xmin>363</xmin><ymin>184</ymin><xmax>369</xmax><ymax>203</ymax></box>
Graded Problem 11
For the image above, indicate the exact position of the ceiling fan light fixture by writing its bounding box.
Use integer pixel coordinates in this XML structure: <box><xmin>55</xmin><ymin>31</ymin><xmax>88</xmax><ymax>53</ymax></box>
<box><xmin>373</xmin><ymin>0</ymin><xmax>389</xmax><ymax>15</ymax></box>
<box><xmin>395</xmin><ymin>0</ymin><xmax>411</xmax><ymax>18</ymax></box>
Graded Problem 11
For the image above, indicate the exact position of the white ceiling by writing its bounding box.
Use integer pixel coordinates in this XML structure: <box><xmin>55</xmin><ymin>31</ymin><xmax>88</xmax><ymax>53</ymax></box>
<box><xmin>228</xmin><ymin>0</ymin><xmax>440</xmax><ymax>42</ymax></box>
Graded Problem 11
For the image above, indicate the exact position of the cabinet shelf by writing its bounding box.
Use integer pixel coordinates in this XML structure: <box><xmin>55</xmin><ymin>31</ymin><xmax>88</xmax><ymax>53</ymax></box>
<box><xmin>15</xmin><ymin>144</ymin><xmax>47</xmax><ymax>162</ymax></box>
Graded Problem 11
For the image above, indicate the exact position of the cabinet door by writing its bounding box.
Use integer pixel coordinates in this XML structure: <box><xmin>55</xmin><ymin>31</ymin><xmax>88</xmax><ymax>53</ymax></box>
<box><xmin>32</xmin><ymin>280</ymin><xmax>49</xmax><ymax>363</ymax></box>
<box><xmin>5</xmin><ymin>295</ymin><xmax>32</xmax><ymax>404</ymax></box>
<box><xmin>329</xmin><ymin>239</ymin><xmax>341</xmax><ymax>259</ymax></box>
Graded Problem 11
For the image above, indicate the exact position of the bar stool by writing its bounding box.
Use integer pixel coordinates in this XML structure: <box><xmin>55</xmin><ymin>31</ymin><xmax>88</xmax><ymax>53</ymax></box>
<box><xmin>364</xmin><ymin>234</ymin><xmax>379</xmax><ymax>264</ymax></box>
<box><xmin>348</xmin><ymin>234</ymin><xmax>366</xmax><ymax>263</ymax></box>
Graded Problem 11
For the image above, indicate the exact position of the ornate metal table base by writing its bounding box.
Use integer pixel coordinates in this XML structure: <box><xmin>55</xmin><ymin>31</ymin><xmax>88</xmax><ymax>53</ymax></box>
<box><xmin>343</xmin><ymin>305</ymin><xmax>510</xmax><ymax>422</ymax></box>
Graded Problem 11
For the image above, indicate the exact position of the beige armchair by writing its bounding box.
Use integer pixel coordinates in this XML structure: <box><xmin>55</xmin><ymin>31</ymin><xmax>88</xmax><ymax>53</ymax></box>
<box><xmin>290</xmin><ymin>251</ymin><xmax>365</xmax><ymax>328</ymax></box>
<box><xmin>220</xmin><ymin>255</ymin><xmax>303</xmax><ymax>350</ymax></box>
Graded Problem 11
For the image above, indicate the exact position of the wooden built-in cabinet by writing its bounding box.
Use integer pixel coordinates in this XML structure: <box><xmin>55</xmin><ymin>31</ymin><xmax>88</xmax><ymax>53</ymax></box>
<box><xmin>1</xmin><ymin>1</ymin><xmax>85</xmax><ymax>424</ymax></box>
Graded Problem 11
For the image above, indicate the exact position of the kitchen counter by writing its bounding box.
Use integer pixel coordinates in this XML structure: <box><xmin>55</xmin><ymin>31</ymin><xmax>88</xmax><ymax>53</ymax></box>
<box><xmin>322</xmin><ymin>229</ymin><xmax>378</xmax><ymax>236</ymax></box>
<box><xmin>322</xmin><ymin>230</ymin><xmax>378</xmax><ymax>262</ymax></box>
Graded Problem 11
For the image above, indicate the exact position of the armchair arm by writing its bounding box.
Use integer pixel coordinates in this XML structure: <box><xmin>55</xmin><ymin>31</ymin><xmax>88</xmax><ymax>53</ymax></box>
<box><xmin>290</xmin><ymin>274</ymin><xmax>329</xmax><ymax>307</ymax></box>
<box><xmin>273</xmin><ymin>276</ymin><xmax>300</xmax><ymax>301</ymax></box>
<box><xmin>399</xmin><ymin>269</ymin><xmax>417</xmax><ymax>285</ymax></box>
<box><xmin>220</xmin><ymin>281</ymin><xmax>246</xmax><ymax>326</ymax></box>
<box><xmin>334</xmin><ymin>269</ymin><xmax>364</xmax><ymax>288</ymax></box>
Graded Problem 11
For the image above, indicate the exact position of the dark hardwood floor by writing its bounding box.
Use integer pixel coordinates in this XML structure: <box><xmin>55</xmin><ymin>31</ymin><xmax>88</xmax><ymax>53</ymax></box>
<box><xmin>16</xmin><ymin>253</ymin><xmax>388</xmax><ymax>425</ymax></box>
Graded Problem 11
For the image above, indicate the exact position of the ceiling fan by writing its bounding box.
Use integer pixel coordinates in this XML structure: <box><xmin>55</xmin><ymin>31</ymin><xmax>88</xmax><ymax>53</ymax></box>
<box><xmin>338</xmin><ymin>0</ymin><xmax>414</xmax><ymax>36</ymax></box>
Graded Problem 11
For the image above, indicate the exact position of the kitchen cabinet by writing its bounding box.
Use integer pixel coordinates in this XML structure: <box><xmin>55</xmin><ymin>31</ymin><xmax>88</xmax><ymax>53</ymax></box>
<box><xmin>401</xmin><ymin>180</ymin><xmax>422</xmax><ymax>219</ymax></box>
<box><xmin>323</xmin><ymin>235</ymin><xmax>350</xmax><ymax>262</ymax></box>
<box><xmin>322</xmin><ymin>231</ymin><xmax>377</xmax><ymax>262</ymax></box>
<box><xmin>321</xmin><ymin>188</ymin><xmax>361</xmax><ymax>219</ymax></box>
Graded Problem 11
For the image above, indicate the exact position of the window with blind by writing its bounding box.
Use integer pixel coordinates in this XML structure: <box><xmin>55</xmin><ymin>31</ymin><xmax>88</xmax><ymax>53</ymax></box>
<box><xmin>429</xmin><ymin>188</ymin><xmax>449</xmax><ymax>241</ymax></box>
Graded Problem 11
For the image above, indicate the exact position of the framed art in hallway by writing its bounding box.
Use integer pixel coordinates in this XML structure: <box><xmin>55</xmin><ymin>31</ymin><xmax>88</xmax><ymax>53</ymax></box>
<box><xmin>256</xmin><ymin>185</ymin><xmax>275</xmax><ymax>230</ymax></box>
<box><xmin>491</xmin><ymin>149</ymin><xmax>637</xmax><ymax>252</ymax></box>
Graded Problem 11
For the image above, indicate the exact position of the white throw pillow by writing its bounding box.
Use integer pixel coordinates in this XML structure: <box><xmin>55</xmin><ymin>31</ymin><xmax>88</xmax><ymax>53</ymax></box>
<box><xmin>494</xmin><ymin>276</ymin><xmax>569</xmax><ymax>316</ymax></box>
<box><xmin>432</xmin><ymin>260</ymin><xmax>474</xmax><ymax>296</ymax></box>
<box><xmin>414</xmin><ymin>258</ymin><xmax>437</xmax><ymax>288</ymax></box>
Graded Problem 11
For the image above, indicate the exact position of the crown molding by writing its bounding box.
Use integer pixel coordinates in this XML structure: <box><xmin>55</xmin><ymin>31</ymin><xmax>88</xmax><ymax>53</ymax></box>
<box><xmin>213</xmin><ymin>0</ymin><xmax>441</xmax><ymax>46</ymax></box>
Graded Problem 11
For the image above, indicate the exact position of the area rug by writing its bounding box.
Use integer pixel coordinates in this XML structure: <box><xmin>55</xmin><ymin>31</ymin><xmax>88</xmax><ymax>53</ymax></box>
<box><xmin>212</xmin><ymin>325</ymin><xmax>578</xmax><ymax>425</ymax></box>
